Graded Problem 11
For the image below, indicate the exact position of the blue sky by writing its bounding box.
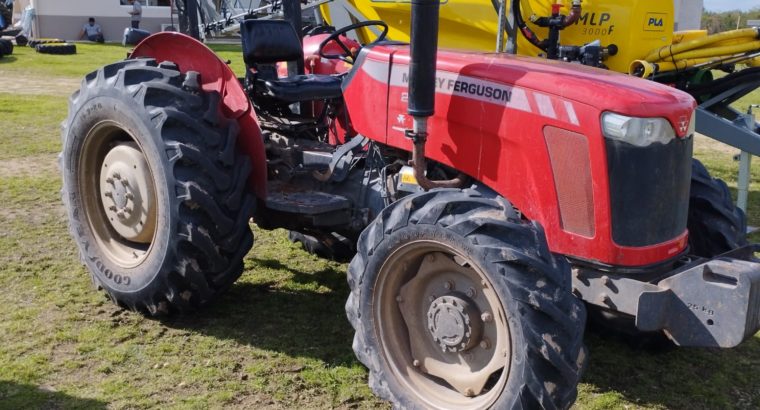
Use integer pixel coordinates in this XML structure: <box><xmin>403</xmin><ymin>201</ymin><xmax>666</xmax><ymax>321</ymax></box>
<box><xmin>704</xmin><ymin>0</ymin><xmax>758</xmax><ymax>12</ymax></box>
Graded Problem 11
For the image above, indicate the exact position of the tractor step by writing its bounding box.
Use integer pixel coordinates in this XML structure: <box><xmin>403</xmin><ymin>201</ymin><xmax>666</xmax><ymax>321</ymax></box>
<box><xmin>266</xmin><ymin>189</ymin><xmax>350</xmax><ymax>215</ymax></box>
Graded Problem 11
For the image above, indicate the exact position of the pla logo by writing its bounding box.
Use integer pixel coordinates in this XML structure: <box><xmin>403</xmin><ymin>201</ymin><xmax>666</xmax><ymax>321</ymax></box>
<box><xmin>678</xmin><ymin>115</ymin><xmax>689</xmax><ymax>134</ymax></box>
<box><xmin>644</xmin><ymin>12</ymin><xmax>667</xmax><ymax>32</ymax></box>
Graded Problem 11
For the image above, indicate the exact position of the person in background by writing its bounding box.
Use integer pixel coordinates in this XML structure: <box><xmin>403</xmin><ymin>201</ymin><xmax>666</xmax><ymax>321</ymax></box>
<box><xmin>79</xmin><ymin>17</ymin><xmax>105</xmax><ymax>43</ymax></box>
<box><xmin>127</xmin><ymin>0</ymin><xmax>142</xmax><ymax>29</ymax></box>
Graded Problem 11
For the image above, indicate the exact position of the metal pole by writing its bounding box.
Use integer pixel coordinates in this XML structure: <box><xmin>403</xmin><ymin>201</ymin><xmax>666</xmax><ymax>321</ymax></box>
<box><xmin>187</xmin><ymin>0</ymin><xmax>201</xmax><ymax>40</ymax></box>
<box><xmin>283</xmin><ymin>0</ymin><xmax>305</xmax><ymax>76</ymax></box>
<box><xmin>505</xmin><ymin>0</ymin><xmax>517</xmax><ymax>54</ymax></box>
<box><xmin>737</xmin><ymin>150</ymin><xmax>752</xmax><ymax>212</ymax></box>
<box><xmin>496</xmin><ymin>0</ymin><xmax>506</xmax><ymax>52</ymax></box>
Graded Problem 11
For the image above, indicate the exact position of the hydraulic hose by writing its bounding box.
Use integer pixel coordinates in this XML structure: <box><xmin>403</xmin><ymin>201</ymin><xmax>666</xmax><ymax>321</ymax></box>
<box><xmin>632</xmin><ymin>28</ymin><xmax>760</xmax><ymax>78</ymax></box>
<box><xmin>630</xmin><ymin>57</ymin><xmax>719</xmax><ymax>77</ymax></box>
<box><xmin>512</xmin><ymin>0</ymin><xmax>546</xmax><ymax>51</ymax></box>
<box><xmin>644</xmin><ymin>27</ymin><xmax>760</xmax><ymax>62</ymax></box>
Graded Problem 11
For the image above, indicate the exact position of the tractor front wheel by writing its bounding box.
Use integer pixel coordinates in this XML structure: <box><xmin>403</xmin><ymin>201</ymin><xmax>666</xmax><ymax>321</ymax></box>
<box><xmin>688</xmin><ymin>159</ymin><xmax>747</xmax><ymax>257</ymax></box>
<box><xmin>347</xmin><ymin>189</ymin><xmax>586</xmax><ymax>409</ymax></box>
<box><xmin>61</xmin><ymin>58</ymin><xmax>254</xmax><ymax>314</ymax></box>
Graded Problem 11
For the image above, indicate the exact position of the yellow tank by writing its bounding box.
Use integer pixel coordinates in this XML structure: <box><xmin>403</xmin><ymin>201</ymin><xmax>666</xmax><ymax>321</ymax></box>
<box><xmin>321</xmin><ymin>0</ymin><xmax>674</xmax><ymax>73</ymax></box>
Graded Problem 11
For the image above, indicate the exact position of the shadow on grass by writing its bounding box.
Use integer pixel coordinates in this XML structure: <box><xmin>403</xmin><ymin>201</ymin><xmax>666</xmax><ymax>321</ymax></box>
<box><xmin>161</xmin><ymin>254</ymin><xmax>760</xmax><ymax>408</ymax></box>
<box><xmin>0</xmin><ymin>55</ymin><xmax>18</xmax><ymax>64</ymax></box>
<box><xmin>581</xmin><ymin>329</ymin><xmax>760</xmax><ymax>409</ymax></box>
<box><xmin>0</xmin><ymin>381</ymin><xmax>107</xmax><ymax>409</ymax></box>
<box><xmin>162</xmin><ymin>257</ymin><xmax>358</xmax><ymax>367</ymax></box>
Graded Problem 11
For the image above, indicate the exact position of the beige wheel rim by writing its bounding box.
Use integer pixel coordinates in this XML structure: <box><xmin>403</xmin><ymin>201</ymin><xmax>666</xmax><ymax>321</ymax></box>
<box><xmin>373</xmin><ymin>240</ymin><xmax>511</xmax><ymax>409</ymax></box>
<box><xmin>78</xmin><ymin>120</ymin><xmax>158</xmax><ymax>269</ymax></box>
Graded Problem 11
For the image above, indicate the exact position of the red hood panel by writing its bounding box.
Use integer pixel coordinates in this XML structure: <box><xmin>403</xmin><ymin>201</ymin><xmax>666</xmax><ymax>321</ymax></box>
<box><xmin>371</xmin><ymin>45</ymin><xmax>696</xmax><ymax>132</ymax></box>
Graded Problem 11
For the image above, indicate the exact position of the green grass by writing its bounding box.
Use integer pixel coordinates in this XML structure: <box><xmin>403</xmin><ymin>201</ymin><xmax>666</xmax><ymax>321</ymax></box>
<box><xmin>0</xmin><ymin>42</ymin><xmax>248</xmax><ymax>79</ymax></box>
<box><xmin>0</xmin><ymin>41</ymin><xmax>759</xmax><ymax>409</ymax></box>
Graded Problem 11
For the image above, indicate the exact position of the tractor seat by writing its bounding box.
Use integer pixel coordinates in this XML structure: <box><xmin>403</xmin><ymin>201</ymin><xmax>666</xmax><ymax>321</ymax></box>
<box><xmin>262</xmin><ymin>75</ymin><xmax>343</xmax><ymax>103</ymax></box>
<box><xmin>241</xmin><ymin>19</ymin><xmax>343</xmax><ymax>103</ymax></box>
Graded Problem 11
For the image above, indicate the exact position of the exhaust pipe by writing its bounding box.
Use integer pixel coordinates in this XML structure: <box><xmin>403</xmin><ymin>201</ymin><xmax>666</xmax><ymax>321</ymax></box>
<box><xmin>407</xmin><ymin>0</ymin><xmax>467</xmax><ymax>190</ymax></box>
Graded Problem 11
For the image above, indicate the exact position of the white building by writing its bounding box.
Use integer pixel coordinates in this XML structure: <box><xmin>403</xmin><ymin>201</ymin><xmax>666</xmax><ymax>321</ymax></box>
<box><xmin>16</xmin><ymin>0</ymin><xmax>173</xmax><ymax>42</ymax></box>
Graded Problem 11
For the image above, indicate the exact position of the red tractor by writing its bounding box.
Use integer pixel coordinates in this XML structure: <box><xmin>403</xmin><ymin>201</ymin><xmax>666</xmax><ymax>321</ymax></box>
<box><xmin>60</xmin><ymin>1</ymin><xmax>760</xmax><ymax>408</ymax></box>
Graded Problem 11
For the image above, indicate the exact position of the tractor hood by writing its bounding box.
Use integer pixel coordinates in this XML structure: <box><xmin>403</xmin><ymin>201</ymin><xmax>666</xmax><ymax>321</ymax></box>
<box><xmin>359</xmin><ymin>45</ymin><xmax>696</xmax><ymax>132</ymax></box>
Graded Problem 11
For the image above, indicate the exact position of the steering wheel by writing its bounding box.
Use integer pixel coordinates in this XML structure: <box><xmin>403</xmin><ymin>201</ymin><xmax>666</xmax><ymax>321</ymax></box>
<box><xmin>318</xmin><ymin>20</ymin><xmax>389</xmax><ymax>63</ymax></box>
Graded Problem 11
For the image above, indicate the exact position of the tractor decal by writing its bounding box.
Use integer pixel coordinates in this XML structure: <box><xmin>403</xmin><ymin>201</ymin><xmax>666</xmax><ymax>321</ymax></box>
<box><xmin>361</xmin><ymin>58</ymin><xmax>582</xmax><ymax>126</ymax></box>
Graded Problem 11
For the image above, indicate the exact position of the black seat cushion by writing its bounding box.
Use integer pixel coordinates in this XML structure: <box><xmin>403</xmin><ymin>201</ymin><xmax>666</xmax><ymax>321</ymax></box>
<box><xmin>241</xmin><ymin>19</ymin><xmax>303</xmax><ymax>65</ymax></box>
<box><xmin>261</xmin><ymin>75</ymin><xmax>343</xmax><ymax>103</ymax></box>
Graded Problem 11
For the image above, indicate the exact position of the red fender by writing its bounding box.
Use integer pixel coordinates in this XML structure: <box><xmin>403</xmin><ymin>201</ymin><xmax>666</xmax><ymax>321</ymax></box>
<box><xmin>131</xmin><ymin>32</ymin><xmax>267</xmax><ymax>199</ymax></box>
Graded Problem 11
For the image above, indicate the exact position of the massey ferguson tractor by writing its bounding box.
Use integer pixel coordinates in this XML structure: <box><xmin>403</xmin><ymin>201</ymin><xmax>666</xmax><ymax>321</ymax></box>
<box><xmin>60</xmin><ymin>0</ymin><xmax>760</xmax><ymax>408</ymax></box>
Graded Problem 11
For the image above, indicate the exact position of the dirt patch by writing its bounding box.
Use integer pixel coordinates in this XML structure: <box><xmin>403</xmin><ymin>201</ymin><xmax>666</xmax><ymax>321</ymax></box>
<box><xmin>0</xmin><ymin>154</ymin><xmax>59</xmax><ymax>178</ymax></box>
<box><xmin>0</xmin><ymin>71</ymin><xmax>80</xmax><ymax>97</ymax></box>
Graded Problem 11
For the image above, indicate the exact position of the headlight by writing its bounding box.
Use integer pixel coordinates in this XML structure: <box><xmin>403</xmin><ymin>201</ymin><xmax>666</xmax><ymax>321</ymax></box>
<box><xmin>601</xmin><ymin>112</ymin><xmax>676</xmax><ymax>147</ymax></box>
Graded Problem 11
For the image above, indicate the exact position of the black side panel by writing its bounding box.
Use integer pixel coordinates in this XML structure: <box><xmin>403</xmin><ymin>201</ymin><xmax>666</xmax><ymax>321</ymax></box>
<box><xmin>607</xmin><ymin>137</ymin><xmax>693</xmax><ymax>247</ymax></box>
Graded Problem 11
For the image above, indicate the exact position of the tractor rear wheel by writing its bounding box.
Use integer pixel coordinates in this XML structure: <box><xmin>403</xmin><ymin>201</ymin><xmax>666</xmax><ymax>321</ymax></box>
<box><xmin>61</xmin><ymin>58</ymin><xmax>254</xmax><ymax>314</ymax></box>
<box><xmin>688</xmin><ymin>159</ymin><xmax>747</xmax><ymax>257</ymax></box>
<box><xmin>347</xmin><ymin>189</ymin><xmax>586</xmax><ymax>409</ymax></box>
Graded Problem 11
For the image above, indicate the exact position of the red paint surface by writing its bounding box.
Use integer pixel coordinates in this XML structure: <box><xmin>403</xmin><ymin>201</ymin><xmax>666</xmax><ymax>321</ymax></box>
<box><xmin>344</xmin><ymin>45</ymin><xmax>696</xmax><ymax>266</ymax></box>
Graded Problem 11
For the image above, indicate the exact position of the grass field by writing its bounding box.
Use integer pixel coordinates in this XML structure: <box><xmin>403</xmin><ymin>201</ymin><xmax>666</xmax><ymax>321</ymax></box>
<box><xmin>1</xmin><ymin>42</ymin><xmax>759</xmax><ymax>409</ymax></box>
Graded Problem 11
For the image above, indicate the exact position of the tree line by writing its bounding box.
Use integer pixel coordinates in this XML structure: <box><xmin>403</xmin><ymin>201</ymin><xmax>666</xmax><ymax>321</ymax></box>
<box><xmin>702</xmin><ymin>7</ymin><xmax>760</xmax><ymax>33</ymax></box>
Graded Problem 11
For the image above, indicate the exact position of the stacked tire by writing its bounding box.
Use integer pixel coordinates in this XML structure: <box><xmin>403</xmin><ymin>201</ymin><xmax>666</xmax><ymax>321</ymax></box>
<box><xmin>0</xmin><ymin>38</ymin><xmax>12</xmax><ymax>58</ymax></box>
<box><xmin>32</xmin><ymin>39</ymin><xmax>76</xmax><ymax>55</ymax></box>
<box><xmin>28</xmin><ymin>38</ymin><xmax>65</xmax><ymax>47</ymax></box>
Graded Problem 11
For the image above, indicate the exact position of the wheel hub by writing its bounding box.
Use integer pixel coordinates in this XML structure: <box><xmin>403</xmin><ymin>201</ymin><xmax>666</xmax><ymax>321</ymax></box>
<box><xmin>427</xmin><ymin>294</ymin><xmax>482</xmax><ymax>352</ymax></box>
<box><xmin>99</xmin><ymin>142</ymin><xmax>156</xmax><ymax>244</ymax></box>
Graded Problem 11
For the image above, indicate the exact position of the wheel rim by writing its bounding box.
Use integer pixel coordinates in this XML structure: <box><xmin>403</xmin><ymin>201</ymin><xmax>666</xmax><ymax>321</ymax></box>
<box><xmin>373</xmin><ymin>240</ymin><xmax>511</xmax><ymax>409</ymax></box>
<box><xmin>78</xmin><ymin>120</ymin><xmax>158</xmax><ymax>268</ymax></box>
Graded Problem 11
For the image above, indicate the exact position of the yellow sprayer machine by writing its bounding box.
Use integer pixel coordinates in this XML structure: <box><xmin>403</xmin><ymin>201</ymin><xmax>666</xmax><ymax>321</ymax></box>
<box><xmin>320</xmin><ymin>0</ymin><xmax>760</xmax><ymax>210</ymax></box>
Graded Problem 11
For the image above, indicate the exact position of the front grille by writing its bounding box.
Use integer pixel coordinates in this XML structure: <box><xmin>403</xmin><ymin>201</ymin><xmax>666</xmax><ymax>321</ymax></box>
<box><xmin>606</xmin><ymin>136</ymin><xmax>693</xmax><ymax>247</ymax></box>
<box><xmin>544</xmin><ymin>126</ymin><xmax>595</xmax><ymax>237</ymax></box>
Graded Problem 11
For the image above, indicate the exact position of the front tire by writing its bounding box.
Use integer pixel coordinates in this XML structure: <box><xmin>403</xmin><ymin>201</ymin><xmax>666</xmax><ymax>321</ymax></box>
<box><xmin>347</xmin><ymin>189</ymin><xmax>586</xmax><ymax>409</ymax></box>
<box><xmin>61</xmin><ymin>58</ymin><xmax>254</xmax><ymax>314</ymax></box>
<box><xmin>688</xmin><ymin>159</ymin><xmax>747</xmax><ymax>257</ymax></box>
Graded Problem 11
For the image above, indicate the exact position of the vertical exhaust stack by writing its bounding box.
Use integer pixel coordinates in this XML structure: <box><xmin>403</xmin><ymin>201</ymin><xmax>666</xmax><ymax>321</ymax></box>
<box><xmin>407</xmin><ymin>0</ymin><xmax>440</xmax><ymax>124</ymax></box>
<box><xmin>407</xmin><ymin>0</ymin><xmax>466</xmax><ymax>190</ymax></box>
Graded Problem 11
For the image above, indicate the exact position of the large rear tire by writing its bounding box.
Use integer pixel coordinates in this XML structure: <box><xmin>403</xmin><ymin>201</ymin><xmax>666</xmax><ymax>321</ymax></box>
<box><xmin>61</xmin><ymin>58</ymin><xmax>254</xmax><ymax>314</ymax></box>
<box><xmin>347</xmin><ymin>189</ymin><xmax>586</xmax><ymax>409</ymax></box>
<box><xmin>688</xmin><ymin>159</ymin><xmax>747</xmax><ymax>257</ymax></box>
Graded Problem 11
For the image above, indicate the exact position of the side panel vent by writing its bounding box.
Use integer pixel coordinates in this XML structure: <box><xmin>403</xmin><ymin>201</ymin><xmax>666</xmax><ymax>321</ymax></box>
<box><xmin>544</xmin><ymin>126</ymin><xmax>595</xmax><ymax>237</ymax></box>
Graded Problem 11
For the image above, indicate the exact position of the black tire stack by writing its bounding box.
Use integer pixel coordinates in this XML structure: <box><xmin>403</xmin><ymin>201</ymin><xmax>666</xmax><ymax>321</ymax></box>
<box><xmin>31</xmin><ymin>38</ymin><xmax>76</xmax><ymax>55</ymax></box>
<box><xmin>0</xmin><ymin>38</ymin><xmax>12</xmax><ymax>58</ymax></box>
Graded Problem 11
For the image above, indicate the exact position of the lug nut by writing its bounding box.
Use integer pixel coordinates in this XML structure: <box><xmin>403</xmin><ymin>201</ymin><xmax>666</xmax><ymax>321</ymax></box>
<box><xmin>601</xmin><ymin>275</ymin><xmax>611</xmax><ymax>286</ymax></box>
<box><xmin>443</xmin><ymin>281</ymin><xmax>453</xmax><ymax>290</ymax></box>
<box><xmin>112</xmin><ymin>172</ymin><xmax>121</xmax><ymax>179</ymax></box>
<box><xmin>116</xmin><ymin>211</ymin><xmax>125</xmax><ymax>218</ymax></box>
<box><xmin>104</xmin><ymin>191</ymin><xmax>113</xmax><ymax>198</ymax></box>
<box><xmin>480</xmin><ymin>339</ymin><xmax>491</xmax><ymax>349</ymax></box>
<box><xmin>106</xmin><ymin>177</ymin><xmax>114</xmax><ymax>184</ymax></box>
<box><xmin>108</xmin><ymin>205</ymin><xmax>117</xmax><ymax>211</ymax></box>
<box><xmin>481</xmin><ymin>312</ymin><xmax>493</xmax><ymax>323</ymax></box>
<box><xmin>464</xmin><ymin>388</ymin><xmax>475</xmax><ymax>397</ymax></box>
<box><xmin>466</xmin><ymin>287</ymin><xmax>476</xmax><ymax>298</ymax></box>
<box><xmin>121</xmin><ymin>179</ymin><xmax>129</xmax><ymax>187</ymax></box>
<box><xmin>396</xmin><ymin>295</ymin><xmax>404</xmax><ymax>303</ymax></box>
<box><xmin>412</xmin><ymin>359</ymin><xmax>420</xmax><ymax>367</ymax></box>
<box><xmin>125</xmin><ymin>193</ymin><xmax>134</xmax><ymax>200</ymax></box>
